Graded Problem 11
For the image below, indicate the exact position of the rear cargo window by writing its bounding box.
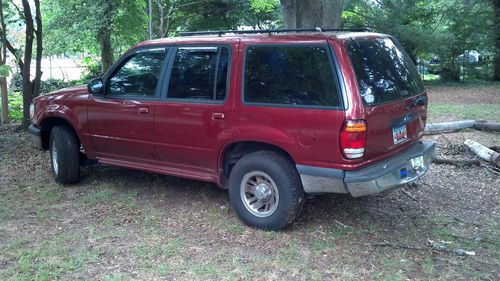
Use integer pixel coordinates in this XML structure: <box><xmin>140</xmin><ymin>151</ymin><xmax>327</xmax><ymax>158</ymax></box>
<box><xmin>244</xmin><ymin>45</ymin><xmax>340</xmax><ymax>107</ymax></box>
<box><xmin>347</xmin><ymin>38</ymin><xmax>424</xmax><ymax>106</ymax></box>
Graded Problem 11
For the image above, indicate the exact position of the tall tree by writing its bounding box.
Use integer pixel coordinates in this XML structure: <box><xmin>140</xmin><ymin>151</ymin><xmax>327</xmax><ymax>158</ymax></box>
<box><xmin>43</xmin><ymin>0</ymin><xmax>147</xmax><ymax>73</ymax></box>
<box><xmin>0</xmin><ymin>1</ymin><xmax>9</xmax><ymax>124</ymax></box>
<box><xmin>2</xmin><ymin>0</ymin><xmax>43</xmax><ymax>127</ymax></box>
<box><xmin>279</xmin><ymin>0</ymin><xmax>343</xmax><ymax>29</ymax></box>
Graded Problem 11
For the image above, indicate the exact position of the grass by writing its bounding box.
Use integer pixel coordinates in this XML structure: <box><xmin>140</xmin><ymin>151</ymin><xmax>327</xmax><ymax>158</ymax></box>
<box><xmin>134</xmin><ymin>237</ymin><xmax>184</xmax><ymax>261</ymax></box>
<box><xmin>80</xmin><ymin>188</ymin><xmax>113</xmax><ymax>205</ymax></box>
<box><xmin>1</xmin><ymin>118</ymin><xmax>499</xmax><ymax>280</ymax></box>
<box><xmin>8</xmin><ymin>241</ymin><xmax>88</xmax><ymax>280</ymax></box>
<box><xmin>428</xmin><ymin>102</ymin><xmax>500</xmax><ymax>122</ymax></box>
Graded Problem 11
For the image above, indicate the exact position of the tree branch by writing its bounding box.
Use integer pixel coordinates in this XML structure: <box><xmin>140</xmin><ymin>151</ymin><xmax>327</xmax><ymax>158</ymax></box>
<box><xmin>6</xmin><ymin>0</ymin><xmax>25</xmax><ymax>20</ymax></box>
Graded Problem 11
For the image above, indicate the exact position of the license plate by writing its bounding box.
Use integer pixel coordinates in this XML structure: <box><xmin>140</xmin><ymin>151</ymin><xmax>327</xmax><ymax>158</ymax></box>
<box><xmin>392</xmin><ymin>125</ymin><xmax>407</xmax><ymax>144</ymax></box>
<box><xmin>411</xmin><ymin>156</ymin><xmax>424</xmax><ymax>169</ymax></box>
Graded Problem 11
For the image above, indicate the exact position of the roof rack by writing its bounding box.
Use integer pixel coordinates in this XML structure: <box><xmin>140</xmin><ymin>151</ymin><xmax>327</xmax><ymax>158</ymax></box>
<box><xmin>179</xmin><ymin>27</ymin><xmax>370</xmax><ymax>37</ymax></box>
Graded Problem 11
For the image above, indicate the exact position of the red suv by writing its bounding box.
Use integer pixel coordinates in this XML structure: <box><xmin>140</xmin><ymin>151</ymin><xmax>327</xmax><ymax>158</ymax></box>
<box><xmin>29</xmin><ymin>29</ymin><xmax>435</xmax><ymax>230</ymax></box>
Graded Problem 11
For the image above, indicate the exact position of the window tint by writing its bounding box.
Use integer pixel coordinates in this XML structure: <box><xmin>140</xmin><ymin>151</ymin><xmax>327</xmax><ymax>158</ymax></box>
<box><xmin>168</xmin><ymin>47</ymin><xmax>229</xmax><ymax>101</ymax></box>
<box><xmin>244</xmin><ymin>46</ymin><xmax>339</xmax><ymax>107</ymax></box>
<box><xmin>347</xmin><ymin>38</ymin><xmax>425</xmax><ymax>106</ymax></box>
<box><xmin>107</xmin><ymin>49</ymin><xmax>166</xmax><ymax>97</ymax></box>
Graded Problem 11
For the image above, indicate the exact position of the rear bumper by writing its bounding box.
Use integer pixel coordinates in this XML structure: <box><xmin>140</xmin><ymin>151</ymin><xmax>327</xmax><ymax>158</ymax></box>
<box><xmin>297</xmin><ymin>141</ymin><xmax>435</xmax><ymax>197</ymax></box>
<box><xmin>28</xmin><ymin>124</ymin><xmax>43</xmax><ymax>149</ymax></box>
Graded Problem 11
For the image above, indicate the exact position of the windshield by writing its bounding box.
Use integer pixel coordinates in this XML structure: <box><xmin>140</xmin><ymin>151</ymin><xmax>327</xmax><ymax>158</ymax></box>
<box><xmin>347</xmin><ymin>37</ymin><xmax>425</xmax><ymax>106</ymax></box>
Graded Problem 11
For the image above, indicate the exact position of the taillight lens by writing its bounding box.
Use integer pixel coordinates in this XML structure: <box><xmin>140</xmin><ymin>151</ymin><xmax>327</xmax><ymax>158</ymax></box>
<box><xmin>340</xmin><ymin>120</ymin><xmax>367</xmax><ymax>159</ymax></box>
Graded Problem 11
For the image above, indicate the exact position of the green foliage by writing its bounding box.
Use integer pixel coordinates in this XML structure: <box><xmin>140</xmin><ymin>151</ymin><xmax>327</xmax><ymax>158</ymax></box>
<box><xmin>344</xmin><ymin>0</ymin><xmax>496</xmax><ymax>81</ymax></box>
<box><xmin>10</xmin><ymin>72</ymin><xmax>80</xmax><ymax>95</ymax></box>
<box><xmin>9</xmin><ymin>73</ymin><xmax>22</xmax><ymax>93</ymax></box>
<box><xmin>40</xmin><ymin>78</ymin><xmax>80</xmax><ymax>94</ymax></box>
<box><xmin>0</xmin><ymin>65</ymin><xmax>11</xmax><ymax>77</ymax></box>
<box><xmin>43</xmin><ymin>0</ymin><xmax>148</xmax><ymax>58</ymax></box>
<box><xmin>79</xmin><ymin>57</ymin><xmax>102</xmax><ymax>82</ymax></box>
<box><xmin>8</xmin><ymin>92</ymin><xmax>23</xmax><ymax>121</ymax></box>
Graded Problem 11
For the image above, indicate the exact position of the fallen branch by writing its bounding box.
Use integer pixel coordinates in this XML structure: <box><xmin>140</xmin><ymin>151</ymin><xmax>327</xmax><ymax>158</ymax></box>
<box><xmin>428</xmin><ymin>239</ymin><xmax>476</xmax><ymax>256</ymax></box>
<box><xmin>424</xmin><ymin>120</ymin><xmax>475</xmax><ymax>135</ymax></box>
<box><xmin>481</xmin><ymin>163</ymin><xmax>500</xmax><ymax>176</ymax></box>
<box><xmin>371</xmin><ymin>242</ymin><xmax>426</xmax><ymax>251</ymax></box>
<box><xmin>489</xmin><ymin>146</ymin><xmax>500</xmax><ymax>153</ymax></box>
<box><xmin>464</xmin><ymin>139</ymin><xmax>500</xmax><ymax>167</ymax></box>
<box><xmin>400</xmin><ymin>189</ymin><xmax>418</xmax><ymax>201</ymax></box>
<box><xmin>474</xmin><ymin>121</ymin><xmax>500</xmax><ymax>132</ymax></box>
<box><xmin>334</xmin><ymin>219</ymin><xmax>352</xmax><ymax>229</ymax></box>
<box><xmin>424</xmin><ymin>120</ymin><xmax>500</xmax><ymax>135</ymax></box>
<box><xmin>432</xmin><ymin>157</ymin><xmax>480</xmax><ymax>166</ymax></box>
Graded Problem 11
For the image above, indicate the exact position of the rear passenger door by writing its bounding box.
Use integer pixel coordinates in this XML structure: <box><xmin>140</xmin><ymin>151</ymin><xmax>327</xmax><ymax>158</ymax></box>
<box><xmin>235</xmin><ymin>41</ymin><xmax>346</xmax><ymax>167</ymax></box>
<box><xmin>155</xmin><ymin>44</ymin><xmax>236</xmax><ymax>176</ymax></box>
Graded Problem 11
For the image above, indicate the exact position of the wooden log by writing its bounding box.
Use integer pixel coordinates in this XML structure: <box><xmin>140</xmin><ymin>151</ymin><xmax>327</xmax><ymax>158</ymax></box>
<box><xmin>433</xmin><ymin>157</ymin><xmax>480</xmax><ymax>166</ymax></box>
<box><xmin>424</xmin><ymin>120</ymin><xmax>475</xmax><ymax>135</ymax></box>
<box><xmin>474</xmin><ymin>121</ymin><xmax>500</xmax><ymax>132</ymax></box>
<box><xmin>464</xmin><ymin>139</ymin><xmax>500</xmax><ymax>167</ymax></box>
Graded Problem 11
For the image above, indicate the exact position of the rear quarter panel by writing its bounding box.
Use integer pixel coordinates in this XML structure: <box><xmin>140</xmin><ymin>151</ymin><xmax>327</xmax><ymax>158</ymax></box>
<box><xmin>232</xmin><ymin>38</ymin><xmax>347</xmax><ymax>170</ymax></box>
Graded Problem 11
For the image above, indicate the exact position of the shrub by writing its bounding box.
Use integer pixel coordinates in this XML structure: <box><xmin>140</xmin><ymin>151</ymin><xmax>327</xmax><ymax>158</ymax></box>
<box><xmin>8</xmin><ymin>92</ymin><xmax>23</xmax><ymax>121</ymax></box>
<box><xmin>40</xmin><ymin>78</ymin><xmax>80</xmax><ymax>94</ymax></box>
<box><xmin>10</xmin><ymin>72</ymin><xmax>81</xmax><ymax>95</ymax></box>
<box><xmin>79</xmin><ymin>57</ymin><xmax>102</xmax><ymax>82</ymax></box>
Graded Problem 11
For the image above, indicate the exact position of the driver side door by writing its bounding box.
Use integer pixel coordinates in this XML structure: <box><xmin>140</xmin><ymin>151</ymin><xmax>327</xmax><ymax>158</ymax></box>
<box><xmin>87</xmin><ymin>47</ymin><xmax>169</xmax><ymax>163</ymax></box>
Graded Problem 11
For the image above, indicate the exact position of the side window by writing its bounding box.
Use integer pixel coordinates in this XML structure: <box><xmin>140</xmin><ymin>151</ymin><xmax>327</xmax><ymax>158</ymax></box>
<box><xmin>167</xmin><ymin>46</ymin><xmax>229</xmax><ymax>101</ymax></box>
<box><xmin>244</xmin><ymin>45</ymin><xmax>340</xmax><ymax>107</ymax></box>
<box><xmin>107</xmin><ymin>49</ymin><xmax>166</xmax><ymax>97</ymax></box>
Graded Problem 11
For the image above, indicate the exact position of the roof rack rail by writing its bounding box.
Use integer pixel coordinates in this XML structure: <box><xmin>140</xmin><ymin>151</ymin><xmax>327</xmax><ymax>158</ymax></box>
<box><xmin>179</xmin><ymin>27</ymin><xmax>370</xmax><ymax>37</ymax></box>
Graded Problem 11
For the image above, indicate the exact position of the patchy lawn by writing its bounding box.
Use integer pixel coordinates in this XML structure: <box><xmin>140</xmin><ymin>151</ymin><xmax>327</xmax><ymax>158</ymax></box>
<box><xmin>0</xmin><ymin>84</ymin><xmax>499</xmax><ymax>280</ymax></box>
<box><xmin>426</xmin><ymin>82</ymin><xmax>500</xmax><ymax>122</ymax></box>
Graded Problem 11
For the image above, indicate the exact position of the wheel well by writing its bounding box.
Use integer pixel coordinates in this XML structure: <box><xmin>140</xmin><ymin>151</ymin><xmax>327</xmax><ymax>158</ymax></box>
<box><xmin>40</xmin><ymin>117</ymin><xmax>80</xmax><ymax>151</ymax></box>
<box><xmin>222</xmin><ymin>141</ymin><xmax>295</xmax><ymax>178</ymax></box>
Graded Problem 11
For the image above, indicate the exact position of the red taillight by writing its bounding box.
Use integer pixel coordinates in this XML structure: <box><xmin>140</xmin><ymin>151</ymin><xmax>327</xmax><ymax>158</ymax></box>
<box><xmin>340</xmin><ymin>120</ymin><xmax>367</xmax><ymax>159</ymax></box>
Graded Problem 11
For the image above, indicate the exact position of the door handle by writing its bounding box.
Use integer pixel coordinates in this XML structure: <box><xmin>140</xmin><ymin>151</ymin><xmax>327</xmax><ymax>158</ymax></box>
<box><xmin>415</xmin><ymin>96</ymin><xmax>428</xmax><ymax>106</ymax></box>
<box><xmin>212</xmin><ymin>112</ymin><xmax>225</xmax><ymax>120</ymax></box>
<box><xmin>138</xmin><ymin>107</ymin><xmax>149</xmax><ymax>114</ymax></box>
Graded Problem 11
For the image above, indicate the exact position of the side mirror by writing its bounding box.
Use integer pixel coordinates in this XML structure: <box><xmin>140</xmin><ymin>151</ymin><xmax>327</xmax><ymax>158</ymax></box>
<box><xmin>87</xmin><ymin>78</ymin><xmax>104</xmax><ymax>95</ymax></box>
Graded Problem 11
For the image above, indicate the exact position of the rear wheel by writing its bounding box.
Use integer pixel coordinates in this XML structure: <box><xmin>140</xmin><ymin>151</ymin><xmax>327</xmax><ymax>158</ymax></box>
<box><xmin>228</xmin><ymin>151</ymin><xmax>304</xmax><ymax>230</ymax></box>
<box><xmin>50</xmin><ymin>126</ymin><xmax>80</xmax><ymax>184</ymax></box>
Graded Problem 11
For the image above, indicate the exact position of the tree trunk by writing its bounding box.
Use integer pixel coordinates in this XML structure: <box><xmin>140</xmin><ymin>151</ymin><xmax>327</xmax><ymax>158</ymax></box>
<box><xmin>280</xmin><ymin>0</ymin><xmax>343</xmax><ymax>29</ymax></box>
<box><xmin>99</xmin><ymin>29</ymin><xmax>114</xmax><ymax>73</ymax></box>
<box><xmin>0</xmin><ymin>77</ymin><xmax>8</xmax><ymax>124</ymax></box>
<box><xmin>99</xmin><ymin>1</ymin><xmax>114</xmax><ymax>72</ymax></box>
<box><xmin>32</xmin><ymin>0</ymin><xmax>43</xmax><ymax>99</ymax></box>
<box><xmin>493</xmin><ymin>0</ymin><xmax>500</xmax><ymax>81</ymax></box>
<box><xmin>0</xmin><ymin>1</ymin><xmax>8</xmax><ymax>124</ymax></box>
<box><xmin>21</xmin><ymin>0</ymin><xmax>34</xmax><ymax>128</ymax></box>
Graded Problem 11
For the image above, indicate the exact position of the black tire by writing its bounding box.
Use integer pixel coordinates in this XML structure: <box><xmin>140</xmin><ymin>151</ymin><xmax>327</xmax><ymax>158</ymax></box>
<box><xmin>228</xmin><ymin>151</ymin><xmax>305</xmax><ymax>230</ymax></box>
<box><xmin>50</xmin><ymin>126</ymin><xmax>80</xmax><ymax>184</ymax></box>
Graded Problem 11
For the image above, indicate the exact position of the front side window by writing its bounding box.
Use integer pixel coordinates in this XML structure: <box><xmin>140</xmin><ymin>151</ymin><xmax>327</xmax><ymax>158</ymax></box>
<box><xmin>244</xmin><ymin>45</ymin><xmax>340</xmax><ymax>107</ymax></box>
<box><xmin>107</xmin><ymin>49</ymin><xmax>166</xmax><ymax>97</ymax></box>
<box><xmin>167</xmin><ymin>46</ymin><xmax>230</xmax><ymax>101</ymax></box>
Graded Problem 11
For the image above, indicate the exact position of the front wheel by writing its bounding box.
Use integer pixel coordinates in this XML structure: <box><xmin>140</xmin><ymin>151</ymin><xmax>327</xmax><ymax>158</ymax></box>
<box><xmin>50</xmin><ymin>126</ymin><xmax>80</xmax><ymax>184</ymax></box>
<box><xmin>228</xmin><ymin>151</ymin><xmax>305</xmax><ymax>230</ymax></box>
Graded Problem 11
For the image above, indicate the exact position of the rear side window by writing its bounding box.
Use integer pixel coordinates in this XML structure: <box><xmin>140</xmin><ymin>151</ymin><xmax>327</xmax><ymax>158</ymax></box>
<box><xmin>168</xmin><ymin>46</ymin><xmax>229</xmax><ymax>101</ymax></box>
<box><xmin>244</xmin><ymin>45</ymin><xmax>340</xmax><ymax>107</ymax></box>
<box><xmin>347</xmin><ymin>38</ymin><xmax>425</xmax><ymax>106</ymax></box>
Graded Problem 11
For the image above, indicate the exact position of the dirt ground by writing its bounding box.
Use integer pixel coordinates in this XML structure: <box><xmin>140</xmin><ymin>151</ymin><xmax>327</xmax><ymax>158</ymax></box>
<box><xmin>0</xmin><ymin>85</ymin><xmax>499</xmax><ymax>280</ymax></box>
<box><xmin>426</xmin><ymin>84</ymin><xmax>500</xmax><ymax>105</ymax></box>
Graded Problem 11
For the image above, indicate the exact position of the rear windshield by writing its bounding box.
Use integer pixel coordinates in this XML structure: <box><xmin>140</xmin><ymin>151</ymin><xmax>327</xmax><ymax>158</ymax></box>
<box><xmin>347</xmin><ymin>38</ymin><xmax>425</xmax><ymax>106</ymax></box>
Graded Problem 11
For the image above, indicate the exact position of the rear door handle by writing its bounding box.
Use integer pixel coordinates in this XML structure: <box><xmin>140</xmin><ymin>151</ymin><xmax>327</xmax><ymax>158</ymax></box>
<box><xmin>138</xmin><ymin>107</ymin><xmax>149</xmax><ymax>114</ymax></box>
<box><xmin>212</xmin><ymin>112</ymin><xmax>225</xmax><ymax>120</ymax></box>
<box><xmin>415</xmin><ymin>96</ymin><xmax>428</xmax><ymax>106</ymax></box>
